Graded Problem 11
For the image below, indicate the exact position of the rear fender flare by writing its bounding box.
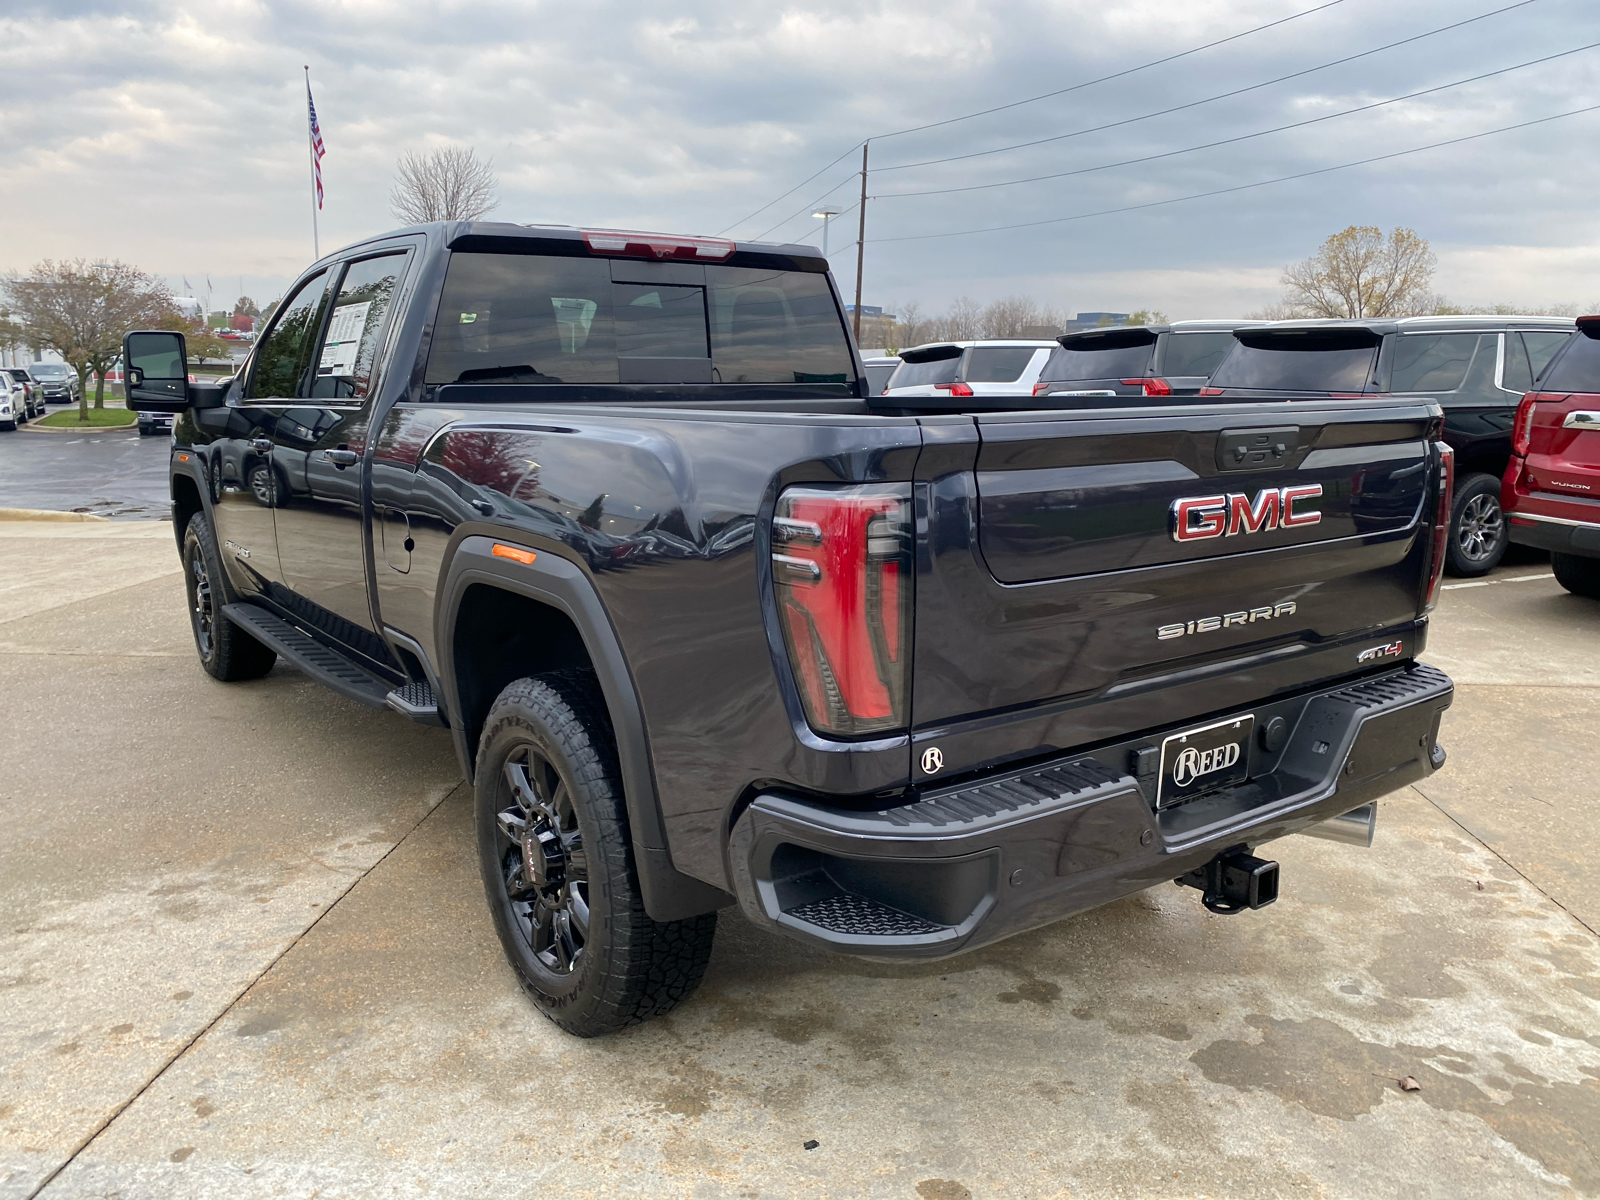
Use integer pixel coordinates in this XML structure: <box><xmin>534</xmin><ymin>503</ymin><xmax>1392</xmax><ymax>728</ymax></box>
<box><xmin>436</xmin><ymin>533</ymin><xmax>731</xmax><ymax>919</ymax></box>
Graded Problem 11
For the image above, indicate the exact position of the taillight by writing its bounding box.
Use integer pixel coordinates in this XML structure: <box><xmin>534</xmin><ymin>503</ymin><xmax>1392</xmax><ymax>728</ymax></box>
<box><xmin>1121</xmin><ymin>377</ymin><xmax>1172</xmax><ymax>396</ymax></box>
<box><xmin>1511</xmin><ymin>392</ymin><xmax>1539</xmax><ymax>457</ymax></box>
<box><xmin>934</xmin><ymin>381</ymin><xmax>974</xmax><ymax>397</ymax></box>
<box><xmin>1425</xmin><ymin>442</ymin><xmax>1455</xmax><ymax>611</ymax></box>
<box><xmin>580</xmin><ymin>229</ymin><xmax>735</xmax><ymax>261</ymax></box>
<box><xmin>1032</xmin><ymin>381</ymin><xmax>1053</xmax><ymax>396</ymax></box>
<box><xmin>772</xmin><ymin>484</ymin><xmax>912</xmax><ymax>737</ymax></box>
<box><xmin>1199</xmin><ymin>386</ymin><xmax>1224</xmax><ymax>397</ymax></box>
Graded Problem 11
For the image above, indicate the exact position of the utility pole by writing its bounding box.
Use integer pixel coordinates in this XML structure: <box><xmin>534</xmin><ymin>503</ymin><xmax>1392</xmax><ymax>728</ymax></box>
<box><xmin>852</xmin><ymin>141</ymin><xmax>868</xmax><ymax>343</ymax></box>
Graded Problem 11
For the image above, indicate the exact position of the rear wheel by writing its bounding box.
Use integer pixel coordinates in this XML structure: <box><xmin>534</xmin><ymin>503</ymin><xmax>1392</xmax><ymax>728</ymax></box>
<box><xmin>475</xmin><ymin>671</ymin><xmax>716</xmax><ymax>1037</ymax></box>
<box><xmin>1551</xmin><ymin>552</ymin><xmax>1600</xmax><ymax>600</ymax></box>
<box><xmin>182</xmin><ymin>512</ymin><xmax>277</xmax><ymax>681</ymax></box>
<box><xmin>1446</xmin><ymin>473</ymin><xmax>1508</xmax><ymax>577</ymax></box>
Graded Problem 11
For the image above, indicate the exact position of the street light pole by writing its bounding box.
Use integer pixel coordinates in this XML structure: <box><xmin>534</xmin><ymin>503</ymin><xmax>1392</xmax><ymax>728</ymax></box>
<box><xmin>853</xmin><ymin>142</ymin><xmax>868</xmax><ymax>343</ymax></box>
<box><xmin>812</xmin><ymin>206</ymin><xmax>840</xmax><ymax>260</ymax></box>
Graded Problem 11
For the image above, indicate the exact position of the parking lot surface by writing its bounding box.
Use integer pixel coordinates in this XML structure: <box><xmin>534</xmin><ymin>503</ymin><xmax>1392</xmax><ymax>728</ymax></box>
<box><xmin>0</xmin><ymin>424</ymin><xmax>169</xmax><ymax>518</ymax></box>
<box><xmin>1</xmin><ymin>522</ymin><xmax>1596</xmax><ymax>1199</ymax></box>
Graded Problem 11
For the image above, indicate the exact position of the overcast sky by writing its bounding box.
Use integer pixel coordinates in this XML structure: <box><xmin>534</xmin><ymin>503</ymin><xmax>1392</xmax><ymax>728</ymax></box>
<box><xmin>2</xmin><ymin>0</ymin><xmax>1598</xmax><ymax>318</ymax></box>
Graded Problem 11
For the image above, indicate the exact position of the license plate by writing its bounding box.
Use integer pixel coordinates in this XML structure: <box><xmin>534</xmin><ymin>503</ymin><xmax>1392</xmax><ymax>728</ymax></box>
<box><xmin>1157</xmin><ymin>714</ymin><xmax>1254</xmax><ymax>808</ymax></box>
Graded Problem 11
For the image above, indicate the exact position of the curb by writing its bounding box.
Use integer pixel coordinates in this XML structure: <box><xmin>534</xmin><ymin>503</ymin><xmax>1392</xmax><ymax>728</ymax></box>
<box><xmin>0</xmin><ymin>507</ymin><xmax>111</xmax><ymax>523</ymax></box>
<box><xmin>18</xmin><ymin>418</ymin><xmax>140</xmax><ymax>435</ymax></box>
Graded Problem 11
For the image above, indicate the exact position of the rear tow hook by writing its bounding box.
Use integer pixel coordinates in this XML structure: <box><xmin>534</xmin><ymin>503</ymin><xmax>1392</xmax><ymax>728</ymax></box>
<box><xmin>1177</xmin><ymin>851</ymin><xmax>1280</xmax><ymax>914</ymax></box>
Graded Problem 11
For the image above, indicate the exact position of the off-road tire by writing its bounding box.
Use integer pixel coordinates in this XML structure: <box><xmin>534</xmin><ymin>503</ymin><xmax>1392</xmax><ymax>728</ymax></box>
<box><xmin>1551</xmin><ymin>552</ymin><xmax>1600</xmax><ymax>600</ymax></box>
<box><xmin>475</xmin><ymin>671</ymin><xmax>716</xmax><ymax>1037</ymax></box>
<box><xmin>1445</xmin><ymin>472</ymin><xmax>1508</xmax><ymax>577</ymax></box>
<box><xmin>182</xmin><ymin>512</ymin><xmax>277</xmax><ymax>681</ymax></box>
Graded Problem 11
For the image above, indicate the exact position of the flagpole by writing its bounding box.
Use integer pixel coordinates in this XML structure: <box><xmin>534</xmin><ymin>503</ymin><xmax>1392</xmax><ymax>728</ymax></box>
<box><xmin>304</xmin><ymin>65</ymin><xmax>319</xmax><ymax>259</ymax></box>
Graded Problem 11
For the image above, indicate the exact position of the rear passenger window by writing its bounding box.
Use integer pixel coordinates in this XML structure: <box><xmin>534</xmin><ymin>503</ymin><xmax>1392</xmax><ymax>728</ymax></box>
<box><xmin>963</xmin><ymin>347</ymin><xmax>1037</xmax><ymax>383</ymax></box>
<box><xmin>1538</xmin><ymin>328</ymin><xmax>1600</xmax><ymax>393</ymax></box>
<box><xmin>1388</xmin><ymin>334</ymin><xmax>1481</xmax><ymax>393</ymax></box>
<box><xmin>311</xmin><ymin>253</ymin><xmax>406</xmax><ymax>401</ymax></box>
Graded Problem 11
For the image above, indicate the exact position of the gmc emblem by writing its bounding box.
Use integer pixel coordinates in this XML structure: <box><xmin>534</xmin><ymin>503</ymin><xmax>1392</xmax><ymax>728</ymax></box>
<box><xmin>1171</xmin><ymin>484</ymin><xmax>1323</xmax><ymax>543</ymax></box>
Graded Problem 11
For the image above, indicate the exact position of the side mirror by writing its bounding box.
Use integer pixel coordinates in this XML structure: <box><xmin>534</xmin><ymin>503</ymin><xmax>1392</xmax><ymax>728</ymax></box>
<box><xmin>122</xmin><ymin>330</ymin><xmax>190</xmax><ymax>413</ymax></box>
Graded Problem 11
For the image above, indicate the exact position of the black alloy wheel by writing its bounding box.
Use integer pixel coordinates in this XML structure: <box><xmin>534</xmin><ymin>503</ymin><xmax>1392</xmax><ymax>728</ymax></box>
<box><xmin>495</xmin><ymin>748</ymin><xmax>590</xmax><ymax>975</ymax></box>
<box><xmin>475</xmin><ymin>672</ymin><xmax>717</xmax><ymax>1037</ymax></box>
<box><xmin>181</xmin><ymin>512</ymin><xmax>277</xmax><ymax>681</ymax></box>
<box><xmin>1446</xmin><ymin>473</ymin><xmax>1509</xmax><ymax>577</ymax></box>
<box><xmin>187</xmin><ymin>537</ymin><xmax>216</xmax><ymax>660</ymax></box>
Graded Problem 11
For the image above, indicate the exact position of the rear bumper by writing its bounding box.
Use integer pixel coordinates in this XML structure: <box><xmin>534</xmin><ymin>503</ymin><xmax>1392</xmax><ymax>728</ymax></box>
<box><xmin>728</xmin><ymin>663</ymin><xmax>1453</xmax><ymax>957</ymax></box>
<box><xmin>1507</xmin><ymin>510</ymin><xmax>1600</xmax><ymax>559</ymax></box>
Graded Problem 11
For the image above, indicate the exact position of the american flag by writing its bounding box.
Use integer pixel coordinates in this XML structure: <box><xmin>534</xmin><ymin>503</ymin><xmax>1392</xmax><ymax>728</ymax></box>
<box><xmin>307</xmin><ymin>87</ymin><xmax>326</xmax><ymax>209</ymax></box>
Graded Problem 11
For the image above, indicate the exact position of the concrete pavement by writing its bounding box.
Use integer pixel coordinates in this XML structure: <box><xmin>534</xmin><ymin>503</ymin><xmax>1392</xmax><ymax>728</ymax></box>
<box><xmin>1</xmin><ymin>523</ymin><xmax>1596</xmax><ymax>1198</ymax></box>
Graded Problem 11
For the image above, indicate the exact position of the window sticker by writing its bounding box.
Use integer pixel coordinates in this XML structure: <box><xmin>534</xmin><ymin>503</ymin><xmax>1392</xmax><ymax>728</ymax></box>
<box><xmin>319</xmin><ymin>300</ymin><xmax>374</xmax><ymax>377</ymax></box>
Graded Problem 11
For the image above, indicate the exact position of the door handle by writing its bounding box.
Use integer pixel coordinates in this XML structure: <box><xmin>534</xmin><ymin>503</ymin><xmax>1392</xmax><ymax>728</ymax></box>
<box><xmin>249</xmin><ymin>437</ymin><xmax>273</xmax><ymax>452</ymax></box>
<box><xmin>323</xmin><ymin>448</ymin><xmax>359</xmax><ymax>467</ymax></box>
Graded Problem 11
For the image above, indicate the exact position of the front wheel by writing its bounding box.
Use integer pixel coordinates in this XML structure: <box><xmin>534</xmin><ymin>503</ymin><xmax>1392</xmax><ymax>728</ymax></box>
<box><xmin>181</xmin><ymin>512</ymin><xmax>277</xmax><ymax>681</ymax></box>
<box><xmin>1552</xmin><ymin>552</ymin><xmax>1600</xmax><ymax>599</ymax></box>
<box><xmin>475</xmin><ymin>671</ymin><xmax>716</xmax><ymax>1037</ymax></box>
<box><xmin>1445</xmin><ymin>472</ymin><xmax>1508</xmax><ymax>577</ymax></box>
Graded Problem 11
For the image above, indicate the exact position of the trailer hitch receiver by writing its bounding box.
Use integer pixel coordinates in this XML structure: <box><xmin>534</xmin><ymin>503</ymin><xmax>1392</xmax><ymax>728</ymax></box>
<box><xmin>1178</xmin><ymin>851</ymin><xmax>1279</xmax><ymax>914</ymax></box>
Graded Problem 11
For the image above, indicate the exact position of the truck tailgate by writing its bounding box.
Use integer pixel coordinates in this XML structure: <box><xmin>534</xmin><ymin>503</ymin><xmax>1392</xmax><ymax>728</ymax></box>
<box><xmin>910</xmin><ymin>401</ymin><xmax>1441</xmax><ymax>780</ymax></box>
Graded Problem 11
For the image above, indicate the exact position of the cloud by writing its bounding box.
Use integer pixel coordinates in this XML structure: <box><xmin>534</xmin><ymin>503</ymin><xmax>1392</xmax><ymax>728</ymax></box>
<box><xmin>0</xmin><ymin>0</ymin><xmax>1597</xmax><ymax>313</ymax></box>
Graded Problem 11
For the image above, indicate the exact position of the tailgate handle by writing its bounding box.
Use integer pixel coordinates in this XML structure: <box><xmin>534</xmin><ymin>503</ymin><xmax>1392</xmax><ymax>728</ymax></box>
<box><xmin>1217</xmin><ymin>426</ymin><xmax>1299</xmax><ymax>473</ymax></box>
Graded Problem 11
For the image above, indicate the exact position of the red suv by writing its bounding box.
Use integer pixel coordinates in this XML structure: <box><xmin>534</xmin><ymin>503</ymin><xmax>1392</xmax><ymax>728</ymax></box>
<box><xmin>1504</xmin><ymin>316</ymin><xmax>1600</xmax><ymax>599</ymax></box>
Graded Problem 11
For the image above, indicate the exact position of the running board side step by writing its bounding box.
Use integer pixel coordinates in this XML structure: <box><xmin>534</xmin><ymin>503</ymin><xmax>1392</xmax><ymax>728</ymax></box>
<box><xmin>385</xmin><ymin>680</ymin><xmax>445</xmax><ymax>726</ymax></box>
<box><xmin>221</xmin><ymin>602</ymin><xmax>394</xmax><ymax>711</ymax></box>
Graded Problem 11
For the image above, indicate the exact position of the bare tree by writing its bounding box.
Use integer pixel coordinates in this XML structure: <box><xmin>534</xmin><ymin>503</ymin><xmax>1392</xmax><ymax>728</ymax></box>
<box><xmin>1281</xmin><ymin>226</ymin><xmax>1436</xmax><ymax>318</ymax></box>
<box><xmin>390</xmin><ymin>146</ymin><xmax>500</xmax><ymax>224</ymax></box>
<box><xmin>944</xmin><ymin>296</ymin><xmax>984</xmax><ymax>340</ymax></box>
<box><xmin>2</xmin><ymin>259</ymin><xmax>179</xmax><ymax>417</ymax></box>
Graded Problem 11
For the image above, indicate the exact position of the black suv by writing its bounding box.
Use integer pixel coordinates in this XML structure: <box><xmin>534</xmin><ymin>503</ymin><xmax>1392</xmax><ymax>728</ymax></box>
<box><xmin>1203</xmin><ymin>316</ymin><xmax>1574</xmax><ymax>575</ymax></box>
<box><xmin>1033</xmin><ymin>320</ymin><xmax>1250</xmax><ymax>402</ymax></box>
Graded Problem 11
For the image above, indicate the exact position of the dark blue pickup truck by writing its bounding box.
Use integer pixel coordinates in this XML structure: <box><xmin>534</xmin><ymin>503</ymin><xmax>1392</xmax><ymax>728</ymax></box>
<box><xmin>123</xmin><ymin>222</ymin><xmax>1454</xmax><ymax>1036</ymax></box>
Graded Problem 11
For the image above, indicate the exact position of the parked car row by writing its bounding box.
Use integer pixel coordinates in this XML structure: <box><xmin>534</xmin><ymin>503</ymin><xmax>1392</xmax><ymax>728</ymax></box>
<box><xmin>1503</xmin><ymin>316</ymin><xmax>1600</xmax><ymax>600</ymax></box>
<box><xmin>880</xmin><ymin>315</ymin><xmax>1584</xmax><ymax>582</ymax></box>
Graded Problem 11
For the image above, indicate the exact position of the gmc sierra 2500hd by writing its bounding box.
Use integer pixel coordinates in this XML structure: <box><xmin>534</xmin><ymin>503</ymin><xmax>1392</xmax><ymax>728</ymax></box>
<box><xmin>123</xmin><ymin>222</ymin><xmax>1455</xmax><ymax>1037</ymax></box>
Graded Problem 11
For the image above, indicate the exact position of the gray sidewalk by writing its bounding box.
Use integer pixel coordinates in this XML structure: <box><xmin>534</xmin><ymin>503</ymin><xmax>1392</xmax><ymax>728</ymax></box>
<box><xmin>2</xmin><ymin>520</ymin><xmax>1596</xmax><ymax>1198</ymax></box>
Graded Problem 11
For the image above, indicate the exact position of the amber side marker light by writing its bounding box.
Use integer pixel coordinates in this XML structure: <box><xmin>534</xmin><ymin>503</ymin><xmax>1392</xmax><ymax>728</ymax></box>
<box><xmin>177</xmin><ymin>454</ymin><xmax>190</xmax><ymax>462</ymax></box>
<box><xmin>492</xmin><ymin>543</ymin><xmax>537</xmax><ymax>565</ymax></box>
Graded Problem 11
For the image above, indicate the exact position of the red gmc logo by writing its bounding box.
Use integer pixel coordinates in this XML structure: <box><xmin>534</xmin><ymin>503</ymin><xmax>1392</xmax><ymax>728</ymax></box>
<box><xmin>1171</xmin><ymin>484</ymin><xmax>1323</xmax><ymax>543</ymax></box>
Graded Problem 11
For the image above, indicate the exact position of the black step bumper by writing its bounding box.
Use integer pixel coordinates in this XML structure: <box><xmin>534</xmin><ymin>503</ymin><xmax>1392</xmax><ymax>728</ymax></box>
<box><xmin>727</xmin><ymin>663</ymin><xmax>1453</xmax><ymax>957</ymax></box>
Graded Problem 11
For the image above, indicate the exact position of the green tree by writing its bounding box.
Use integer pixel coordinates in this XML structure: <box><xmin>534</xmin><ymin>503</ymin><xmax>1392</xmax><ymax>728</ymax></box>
<box><xmin>1281</xmin><ymin>226</ymin><xmax>1436</xmax><ymax>318</ymax></box>
<box><xmin>233</xmin><ymin>295</ymin><xmax>260</xmax><ymax>318</ymax></box>
<box><xmin>1125</xmin><ymin>309</ymin><xmax>1170</xmax><ymax>326</ymax></box>
<box><xmin>2</xmin><ymin>259</ymin><xmax>179</xmax><ymax>417</ymax></box>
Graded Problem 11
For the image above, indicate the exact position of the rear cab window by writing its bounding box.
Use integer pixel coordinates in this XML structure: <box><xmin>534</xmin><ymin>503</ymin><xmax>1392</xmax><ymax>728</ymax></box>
<box><xmin>425</xmin><ymin>252</ymin><xmax>855</xmax><ymax>391</ymax></box>
<box><xmin>1209</xmin><ymin>329</ymin><xmax>1380</xmax><ymax>392</ymax></box>
<box><xmin>1042</xmin><ymin>329</ymin><xmax>1156</xmax><ymax>382</ymax></box>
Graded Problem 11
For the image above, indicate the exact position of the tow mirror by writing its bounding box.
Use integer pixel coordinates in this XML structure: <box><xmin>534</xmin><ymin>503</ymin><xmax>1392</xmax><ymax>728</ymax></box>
<box><xmin>121</xmin><ymin>330</ymin><xmax>224</xmax><ymax>412</ymax></box>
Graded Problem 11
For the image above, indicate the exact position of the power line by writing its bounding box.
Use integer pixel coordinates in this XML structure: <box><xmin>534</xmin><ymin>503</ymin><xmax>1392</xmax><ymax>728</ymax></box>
<box><xmin>750</xmin><ymin>172</ymin><xmax>860</xmax><ymax>242</ymax></box>
<box><xmin>873</xmin><ymin>0</ymin><xmax>1541</xmax><ymax>175</ymax></box>
<box><xmin>717</xmin><ymin>144</ymin><xmax>863</xmax><ymax>236</ymax></box>
<box><xmin>719</xmin><ymin>0</ymin><xmax>1350</xmax><ymax>236</ymax></box>
<box><xmin>872</xmin><ymin>102</ymin><xmax>1600</xmax><ymax>243</ymax></box>
<box><xmin>871</xmin><ymin>0</ymin><xmax>1349</xmax><ymax>141</ymax></box>
<box><xmin>876</xmin><ymin>40</ymin><xmax>1600</xmax><ymax>199</ymax></box>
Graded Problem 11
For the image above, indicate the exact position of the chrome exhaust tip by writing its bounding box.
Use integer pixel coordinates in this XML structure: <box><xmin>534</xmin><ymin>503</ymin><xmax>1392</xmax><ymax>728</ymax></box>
<box><xmin>1300</xmin><ymin>803</ymin><xmax>1376</xmax><ymax>847</ymax></box>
